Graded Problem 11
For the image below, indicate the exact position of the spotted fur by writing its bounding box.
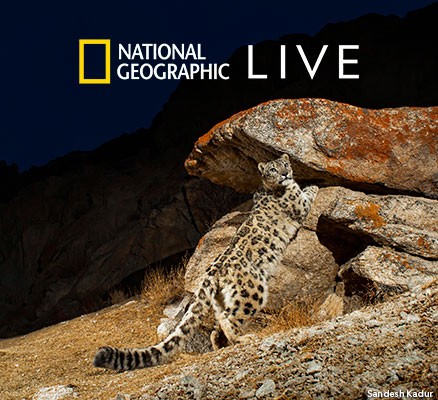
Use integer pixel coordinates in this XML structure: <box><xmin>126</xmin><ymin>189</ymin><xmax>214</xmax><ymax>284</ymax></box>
<box><xmin>93</xmin><ymin>153</ymin><xmax>318</xmax><ymax>370</ymax></box>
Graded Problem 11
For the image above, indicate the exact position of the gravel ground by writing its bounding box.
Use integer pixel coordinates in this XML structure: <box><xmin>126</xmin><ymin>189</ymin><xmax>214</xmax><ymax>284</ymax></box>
<box><xmin>2</xmin><ymin>282</ymin><xmax>436</xmax><ymax>400</ymax></box>
<box><xmin>135</xmin><ymin>281</ymin><xmax>437</xmax><ymax>400</ymax></box>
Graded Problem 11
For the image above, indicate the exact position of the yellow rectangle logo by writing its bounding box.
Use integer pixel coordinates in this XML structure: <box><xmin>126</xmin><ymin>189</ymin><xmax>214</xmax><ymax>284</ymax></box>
<box><xmin>79</xmin><ymin>39</ymin><xmax>111</xmax><ymax>84</ymax></box>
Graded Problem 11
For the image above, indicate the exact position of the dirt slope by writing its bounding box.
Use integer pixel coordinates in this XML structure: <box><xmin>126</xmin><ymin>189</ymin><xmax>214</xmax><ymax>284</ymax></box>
<box><xmin>1</xmin><ymin>280</ymin><xmax>436</xmax><ymax>400</ymax></box>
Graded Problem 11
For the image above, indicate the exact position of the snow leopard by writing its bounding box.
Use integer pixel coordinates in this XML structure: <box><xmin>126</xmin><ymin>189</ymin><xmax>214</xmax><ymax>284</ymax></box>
<box><xmin>93</xmin><ymin>153</ymin><xmax>318</xmax><ymax>370</ymax></box>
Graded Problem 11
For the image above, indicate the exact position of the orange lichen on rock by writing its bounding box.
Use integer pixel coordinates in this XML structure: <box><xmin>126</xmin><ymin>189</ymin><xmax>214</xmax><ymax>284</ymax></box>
<box><xmin>275</xmin><ymin>103</ymin><xmax>296</xmax><ymax>121</ymax></box>
<box><xmin>355</xmin><ymin>203</ymin><xmax>386</xmax><ymax>229</ymax></box>
<box><xmin>185</xmin><ymin>98</ymin><xmax>437</xmax><ymax>198</ymax></box>
<box><xmin>194</xmin><ymin>130</ymin><xmax>215</xmax><ymax>148</ymax></box>
<box><xmin>417</xmin><ymin>236</ymin><xmax>431</xmax><ymax>252</ymax></box>
<box><xmin>193</xmin><ymin>107</ymin><xmax>253</xmax><ymax>149</ymax></box>
<box><xmin>326</xmin><ymin>161</ymin><xmax>355</xmax><ymax>181</ymax></box>
<box><xmin>382</xmin><ymin>251</ymin><xmax>414</xmax><ymax>270</ymax></box>
<box><xmin>196</xmin><ymin>234</ymin><xmax>205</xmax><ymax>250</ymax></box>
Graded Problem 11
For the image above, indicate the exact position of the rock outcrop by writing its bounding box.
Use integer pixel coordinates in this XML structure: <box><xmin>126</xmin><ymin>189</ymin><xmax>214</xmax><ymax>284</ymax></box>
<box><xmin>182</xmin><ymin>186</ymin><xmax>437</xmax><ymax>324</ymax></box>
<box><xmin>340</xmin><ymin>246</ymin><xmax>437</xmax><ymax>294</ymax></box>
<box><xmin>305</xmin><ymin>186</ymin><xmax>438</xmax><ymax>260</ymax></box>
<box><xmin>182</xmin><ymin>99</ymin><xmax>437</xmax><ymax>340</ymax></box>
<box><xmin>185</xmin><ymin>98</ymin><xmax>437</xmax><ymax>198</ymax></box>
<box><xmin>185</xmin><ymin>205</ymin><xmax>339</xmax><ymax>309</ymax></box>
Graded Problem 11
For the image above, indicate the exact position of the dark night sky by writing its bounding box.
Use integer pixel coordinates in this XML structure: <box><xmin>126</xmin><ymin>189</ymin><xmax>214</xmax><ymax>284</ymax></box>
<box><xmin>2</xmin><ymin>0</ymin><xmax>435</xmax><ymax>170</ymax></box>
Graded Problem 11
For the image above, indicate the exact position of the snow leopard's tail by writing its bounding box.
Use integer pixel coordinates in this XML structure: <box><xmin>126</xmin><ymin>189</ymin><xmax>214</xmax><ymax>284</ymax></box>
<box><xmin>93</xmin><ymin>285</ymin><xmax>212</xmax><ymax>370</ymax></box>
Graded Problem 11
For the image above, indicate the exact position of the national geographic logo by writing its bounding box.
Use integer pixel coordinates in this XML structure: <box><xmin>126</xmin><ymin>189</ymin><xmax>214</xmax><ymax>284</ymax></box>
<box><xmin>78</xmin><ymin>39</ymin><xmax>360</xmax><ymax>84</ymax></box>
<box><xmin>79</xmin><ymin>39</ymin><xmax>111</xmax><ymax>84</ymax></box>
<box><xmin>78</xmin><ymin>39</ymin><xmax>229</xmax><ymax>84</ymax></box>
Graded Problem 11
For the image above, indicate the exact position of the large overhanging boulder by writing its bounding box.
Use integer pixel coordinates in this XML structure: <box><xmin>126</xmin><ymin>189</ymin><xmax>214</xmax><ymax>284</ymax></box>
<box><xmin>185</xmin><ymin>98</ymin><xmax>437</xmax><ymax>198</ymax></box>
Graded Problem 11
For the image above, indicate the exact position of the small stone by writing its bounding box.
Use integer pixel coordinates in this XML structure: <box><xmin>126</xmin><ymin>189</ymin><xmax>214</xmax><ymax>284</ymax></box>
<box><xmin>163</xmin><ymin>296</ymin><xmax>191</xmax><ymax>318</ymax></box>
<box><xmin>180</xmin><ymin>375</ymin><xmax>204</xmax><ymax>400</ymax></box>
<box><xmin>156</xmin><ymin>389</ymin><xmax>169</xmax><ymax>400</ymax></box>
<box><xmin>115</xmin><ymin>395</ymin><xmax>131</xmax><ymax>400</ymax></box>
<box><xmin>365</xmin><ymin>319</ymin><xmax>381</xmax><ymax>328</ymax></box>
<box><xmin>313</xmin><ymin>383</ymin><xmax>327</xmax><ymax>393</ymax></box>
<box><xmin>386</xmin><ymin>370</ymin><xmax>400</xmax><ymax>383</ymax></box>
<box><xmin>240</xmin><ymin>389</ymin><xmax>256</xmax><ymax>399</ymax></box>
<box><xmin>256</xmin><ymin>379</ymin><xmax>276</xmax><ymax>398</ymax></box>
<box><xmin>32</xmin><ymin>385</ymin><xmax>77</xmax><ymax>400</ymax></box>
<box><xmin>347</xmin><ymin>337</ymin><xmax>361</xmax><ymax>345</ymax></box>
<box><xmin>306</xmin><ymin>361</ymin><xmax>323</xmax><ymax>374</ymax></box>
<box><xmin>300</xmin><ymin>352</ymin><xmax>314</xmax><ymax>361</ymax></box>
<box><xmin>157</xmin><ymin>319</ymin><xmax>175</xmax><ymax>341</ymax></box>
<box><xmin>399</xmin><ymin>312</ymin><xmax>420</xmax><ymax>323</ymax></box>
<box><xmin>235</xmin><ymin>369</ymin><xmax>251</xmax><ymax>380</ymax></box>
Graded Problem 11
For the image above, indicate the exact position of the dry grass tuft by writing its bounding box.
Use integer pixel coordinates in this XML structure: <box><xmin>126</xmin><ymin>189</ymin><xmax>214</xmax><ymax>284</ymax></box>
<box><xmin>260</xmin><ymin>301</ymin><xmax>318</xmax><ymax>336</ymax></box>
<box><xmin>108</xmin><ymin>288</ymin><xmax>133</xmax><ymax>305</ymax></box>
<box><xmin>141</xmin><ymin>257</ymin><xmax>187</xmax><ymax>313</ymax></box>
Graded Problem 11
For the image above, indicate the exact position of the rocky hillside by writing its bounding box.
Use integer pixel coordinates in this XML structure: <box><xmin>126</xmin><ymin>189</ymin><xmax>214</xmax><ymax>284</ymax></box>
<box><xmin>1</xmin><ymin>3</ymin><xmax>438</xmax><ymax>339</ymax></box>
<box><xmin>2</xmin><ymin>100</ymin><xmax>437</xmax><ymax>395</ymax></box>
<box><xmin>0</xmin><ymin>279</ymin><xmax>435</xmax><ymax>399</ymax></box>
<box><xmin>1</xmin><ymin>69</ymin><xmax>438</xmax><ymax>400</ymax></box>
<box><xmin>117</xmin><ymin>283</ymin><xmax>438</xmax><ymax>400</ymax></box>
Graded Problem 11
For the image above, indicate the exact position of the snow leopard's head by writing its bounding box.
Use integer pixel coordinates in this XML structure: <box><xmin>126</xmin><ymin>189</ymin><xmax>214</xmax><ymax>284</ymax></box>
<box><xmin>258</xmin><ymin>153</ymin><xmax>293</xmax><ymax>191</ymax></box>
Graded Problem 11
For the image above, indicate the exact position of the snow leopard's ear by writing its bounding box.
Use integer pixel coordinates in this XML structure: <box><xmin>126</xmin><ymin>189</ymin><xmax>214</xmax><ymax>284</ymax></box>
<box><xmin>258</xmin><ymin>162</ymin><xmax>266</xmax><ymax>174</ymax></box>
<box><xmin>281</xmin><ymin>153</ymin><xmax>290</xmax><ymax>162</ymax></box>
